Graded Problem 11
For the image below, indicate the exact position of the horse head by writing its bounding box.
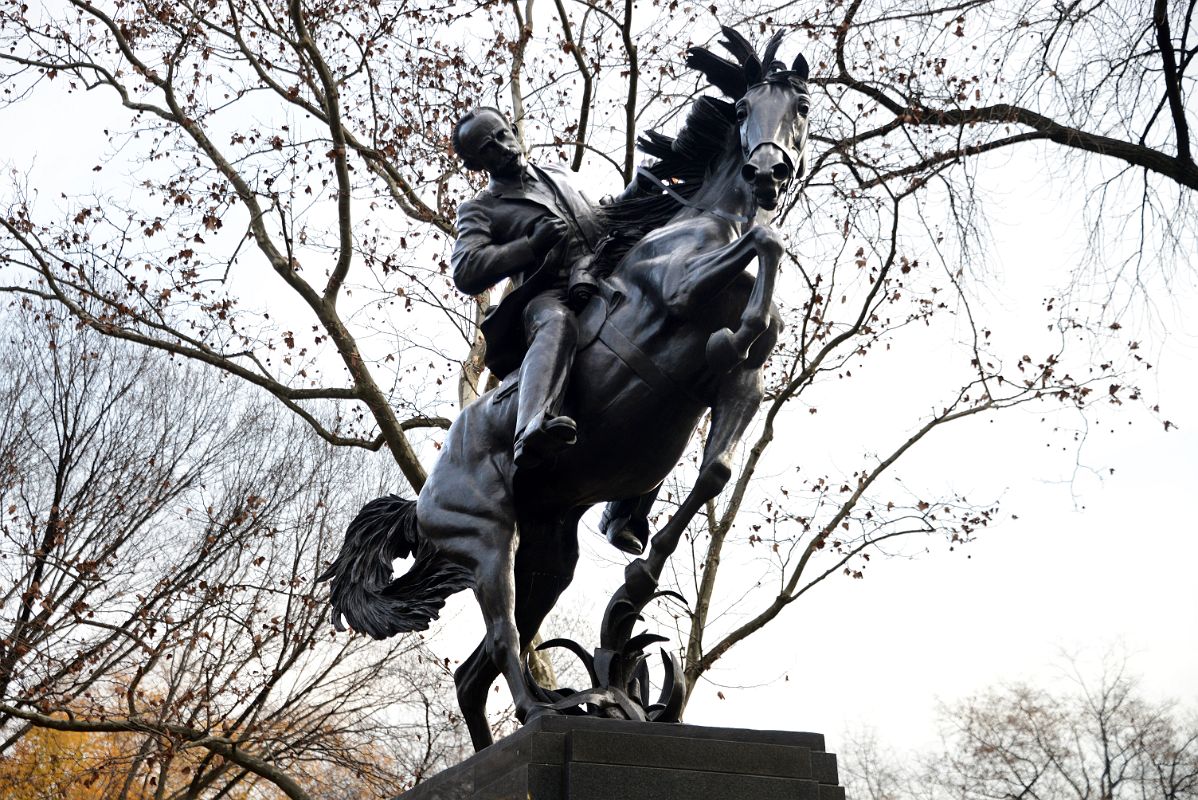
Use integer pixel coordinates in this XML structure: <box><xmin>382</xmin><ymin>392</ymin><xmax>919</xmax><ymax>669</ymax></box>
<box><xmin>687</xmin><ymin>27</ymin><xmax>811</xmax><ymax>211</ymax></box>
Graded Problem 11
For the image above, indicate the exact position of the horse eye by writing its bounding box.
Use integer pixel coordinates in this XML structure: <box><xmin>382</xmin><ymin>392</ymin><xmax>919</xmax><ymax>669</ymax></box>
<box><xmin>797</xmin><ymin>103</ymin><xmax>810</xmax><ymax>117</ymax></box>
<box><xmin>735</xmin><ymin>104</ymin><xmax>749</xmax><ymax>122</ymax></box>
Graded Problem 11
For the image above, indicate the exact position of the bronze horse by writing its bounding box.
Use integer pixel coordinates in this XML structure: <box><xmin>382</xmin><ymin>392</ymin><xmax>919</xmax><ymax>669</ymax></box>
<box><xmin>321</xmin><ymin>28</ymin><xmax>810</xmax><ymax>751</ymax></box>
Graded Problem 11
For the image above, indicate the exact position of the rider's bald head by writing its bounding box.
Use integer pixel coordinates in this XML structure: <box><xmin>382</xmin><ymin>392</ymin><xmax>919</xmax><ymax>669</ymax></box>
<box><xmin>452</xmin><ymin>108</ymin><xmax>511</xmax><ymax>171</ymax></box>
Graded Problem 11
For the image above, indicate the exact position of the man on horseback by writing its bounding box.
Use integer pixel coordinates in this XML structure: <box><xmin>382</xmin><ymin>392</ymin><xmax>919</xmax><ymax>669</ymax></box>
<box><xmin>451</xmin><ymin>107</ymin><xmax>652</xmax><ymax>553</ymax></box>
<box><xmin>451</xmin><ymin>107</ymin><xmax>604</xmax><ymax>469</ymax></box>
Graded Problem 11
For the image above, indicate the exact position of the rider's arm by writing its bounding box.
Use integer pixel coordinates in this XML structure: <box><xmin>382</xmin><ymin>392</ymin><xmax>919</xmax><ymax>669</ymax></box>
<box><xmin>451</xmin><ymin>200</ymin><xmax>539</xmax><ymax>296</ymax></box>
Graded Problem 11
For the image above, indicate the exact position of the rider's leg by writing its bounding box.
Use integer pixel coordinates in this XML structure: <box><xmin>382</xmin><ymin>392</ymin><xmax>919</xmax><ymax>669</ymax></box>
<box><xmin>514</xmin><ymin>289</ymin><xmax>579</xmax><ymax>468</ymax></box>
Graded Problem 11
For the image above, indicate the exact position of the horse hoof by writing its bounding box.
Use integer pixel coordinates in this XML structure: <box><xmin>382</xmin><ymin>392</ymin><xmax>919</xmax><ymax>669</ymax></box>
<box><xmin>705</xmin><ymin>328</ymin><xmax>743</xmax><ymax>373</ymax></box>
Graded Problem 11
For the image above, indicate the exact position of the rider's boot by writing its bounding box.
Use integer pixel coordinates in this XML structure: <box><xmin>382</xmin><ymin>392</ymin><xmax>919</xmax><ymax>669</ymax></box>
<box><xmin>599</xmin><ymin>487</ymin><xmax>660</xmax><ymax>555</ymax></box>
<box><xmin>514</xmin><ymin>412</ymin><xmax>577</xmax><ymax>469</ymax></box>
<box><xmin>514</xmin><ymin>294</ymin><xmax>578</xmax><ymax>469</ymax></box>
<box><xmin>602</xmin><ymin>512</ymin><xmax>647</xmax><ymax>555</ymax></box>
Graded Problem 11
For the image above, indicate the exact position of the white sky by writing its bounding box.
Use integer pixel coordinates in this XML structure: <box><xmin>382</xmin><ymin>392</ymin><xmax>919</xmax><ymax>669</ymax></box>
<box><xmin>2</xmin><ymin>45</ymin><xmax>1195</xmax><ymax>763</ymax></box>
<box><xmin>632</xmin><ymin>153</ymin><xmax>1198</xmax><ymax>747</ymax></box>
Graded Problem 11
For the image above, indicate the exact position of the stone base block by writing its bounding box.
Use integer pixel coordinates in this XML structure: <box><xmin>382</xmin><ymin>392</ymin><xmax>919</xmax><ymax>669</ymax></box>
<box><xmin>396</xmin><ymin>716</ymin><xmax>845</xmax><ymax>800</ymax></box>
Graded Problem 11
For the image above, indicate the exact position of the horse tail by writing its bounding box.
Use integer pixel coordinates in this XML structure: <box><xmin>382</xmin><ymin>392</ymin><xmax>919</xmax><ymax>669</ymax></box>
<box><xmin>318</xmin><ymin>494</ymin><xmax>473</xmax><ymax>639</ymax></box>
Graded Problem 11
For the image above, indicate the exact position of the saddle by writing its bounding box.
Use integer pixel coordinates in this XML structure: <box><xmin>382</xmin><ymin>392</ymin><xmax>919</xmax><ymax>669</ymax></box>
<box><xmin>491</xmin><ymin>279</ymin><xmax>706</xmax><ymax>408</ymax></box>
<box><xmin>488</xmin><ymin>281</ymin><xmax>615</xmax><ymax>406</ymax></box>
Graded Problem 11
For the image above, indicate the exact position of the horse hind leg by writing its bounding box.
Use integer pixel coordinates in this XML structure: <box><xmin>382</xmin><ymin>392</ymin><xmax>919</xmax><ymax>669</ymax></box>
<box><xmin>452</xmin><ymin>571</ymin><xmax>572</xmax><ymax>751</ymax></box>
<box><xmin>457</xmin><ymin>526</ymin><xmax>545</xmax><ymax>743</ymax></box>
<box><xmin>449</xmin><ymin>514</ymin><xmax>581</xmax><ymax>751</ymax></box>
<box><xmin>418</xmin><ymin>484</ymin><xmax>532</xmax><ymax>750</ymax></box>
<box><xmin>454</xmin><ymin>640</ymin><xmax>497</xmax><ymax>751</ymax></box>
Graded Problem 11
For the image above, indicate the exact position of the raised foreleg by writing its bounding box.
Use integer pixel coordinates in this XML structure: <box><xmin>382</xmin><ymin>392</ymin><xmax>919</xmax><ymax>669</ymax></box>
<box><xmin>663</xmin><ymin>225</ymin><xmax>784</xmax><ymax>373</ymax></box>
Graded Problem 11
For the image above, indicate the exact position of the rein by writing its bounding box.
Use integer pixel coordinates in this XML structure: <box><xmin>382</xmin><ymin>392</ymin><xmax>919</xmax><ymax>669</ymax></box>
<box><xmin>636</xmin><ymin>156</ymin><xmax>798</xmax><ymax>228</ymax></box>
<box><xmin>636</xmin><ymin>166</ymin><xmax>754</xmax><ymax>225</ymax></box>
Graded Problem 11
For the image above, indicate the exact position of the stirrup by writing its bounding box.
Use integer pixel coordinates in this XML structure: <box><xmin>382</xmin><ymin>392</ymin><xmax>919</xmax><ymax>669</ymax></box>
<box><xmin>514</xmin><ymin>414</ymin><xmax>577</xmax><ymax>468</ymax></box>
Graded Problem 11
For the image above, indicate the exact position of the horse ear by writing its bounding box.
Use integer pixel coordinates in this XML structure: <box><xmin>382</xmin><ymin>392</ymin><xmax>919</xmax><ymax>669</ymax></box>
<box><xmin>792</xmin><ymin>53</ymin><xmax>810</xmax><ymax>80</ymax></box>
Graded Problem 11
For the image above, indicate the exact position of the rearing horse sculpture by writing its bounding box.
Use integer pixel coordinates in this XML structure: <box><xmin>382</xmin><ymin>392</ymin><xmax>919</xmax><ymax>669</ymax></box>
<box><xmin>320</xmin><ymin>28</ymin><xmax>810</xmax><ymax>751</ymax></box>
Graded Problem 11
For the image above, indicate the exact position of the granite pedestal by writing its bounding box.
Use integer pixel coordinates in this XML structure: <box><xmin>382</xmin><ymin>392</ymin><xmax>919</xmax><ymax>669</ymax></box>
<box><xmin>396</xmin><ymin>715</ymin><xmax>845</xmax><ymax>800</ymax></box>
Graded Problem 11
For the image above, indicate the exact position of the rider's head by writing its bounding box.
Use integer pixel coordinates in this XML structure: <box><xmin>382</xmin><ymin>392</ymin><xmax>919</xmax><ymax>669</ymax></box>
<box><xmin>453</xmin><ymin>108</ymin><xmax>525</xmax><ymax>178</ymax></box>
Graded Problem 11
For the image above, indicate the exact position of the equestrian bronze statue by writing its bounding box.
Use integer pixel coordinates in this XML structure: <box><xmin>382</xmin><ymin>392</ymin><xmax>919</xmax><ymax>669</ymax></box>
<box><xmin>320</xmin><ymin>28</ymin><xmax>811</xmax><ymax>752</ymax></box>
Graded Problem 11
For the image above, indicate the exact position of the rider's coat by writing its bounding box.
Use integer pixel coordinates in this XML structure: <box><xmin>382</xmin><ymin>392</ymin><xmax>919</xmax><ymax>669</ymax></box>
<box><xmin>451</xmin><ymin>163</ymin><xmax>604</xmax><ymax>378</ymax></box>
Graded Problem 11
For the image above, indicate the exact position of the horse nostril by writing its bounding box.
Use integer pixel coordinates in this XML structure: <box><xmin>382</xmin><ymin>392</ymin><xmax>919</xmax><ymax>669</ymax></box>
<box><xmin>772</xmin><ymin>163</ymin><xmax>792</xmax><ymax>181</ymax></box>
<box><xmin>741</xmin><ymin>164</ymin><xmax>758</xmax><ymax>183</ymax></box>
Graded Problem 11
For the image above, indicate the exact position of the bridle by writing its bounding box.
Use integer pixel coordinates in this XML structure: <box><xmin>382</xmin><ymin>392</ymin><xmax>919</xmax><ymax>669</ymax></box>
<box><xmin>643</xmin><ymin>76</ymin><xmax>809</xmax><ymax>226</ymax></box>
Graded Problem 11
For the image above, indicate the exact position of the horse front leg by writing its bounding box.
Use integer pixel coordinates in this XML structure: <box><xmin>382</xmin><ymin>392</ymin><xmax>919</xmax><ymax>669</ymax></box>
<box><xmin>704</xmin><ymin>226</ymin><xmax>783</xmax><ymax>373</ymax></box>
<box><xmin>665</xmin><ymin>225</ymin><xmax>783</xmax><ymax>373</ymax></box>
<box><xmin>644</xmin><ymin>362</ymin><xmax>768</xmax><ymax>577</ymax></box>
<box><xmin>604</xmin><ymin>363</ymin><xmax>770</xmax><ymax>650</ymax></box>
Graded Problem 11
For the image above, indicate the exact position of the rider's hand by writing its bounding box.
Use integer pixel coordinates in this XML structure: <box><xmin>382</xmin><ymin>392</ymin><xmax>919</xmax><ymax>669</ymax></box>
<box><xmin>529</xmin><ymin>218</ymin><xmax>568</xmax><ymax>256</ymax></box>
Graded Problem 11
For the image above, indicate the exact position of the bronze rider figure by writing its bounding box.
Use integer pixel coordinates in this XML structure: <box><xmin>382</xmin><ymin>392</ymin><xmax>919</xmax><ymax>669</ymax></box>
<box><xmin>450</xmin><ymin>107</ymin><xmax>652</xmax><ymax>553</ymax></box>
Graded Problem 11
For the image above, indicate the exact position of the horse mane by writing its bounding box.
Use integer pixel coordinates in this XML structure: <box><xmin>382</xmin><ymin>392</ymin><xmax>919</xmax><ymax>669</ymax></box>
<box><xmin>597</xmin><ymin>96</ymin><xmax>737</xmax><ymax>268</ymax></box>
<box><xmin>597</xmin><ymin>26</ymin><xmax>808</xmax><ymax>271</ymax></box>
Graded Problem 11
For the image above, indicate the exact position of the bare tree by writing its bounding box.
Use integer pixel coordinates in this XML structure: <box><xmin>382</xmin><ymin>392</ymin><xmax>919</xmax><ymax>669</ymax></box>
<box><xmin>843</xmin><ymin>659</ymin><xmax>1198</xmax><ymax>800</ymax></box>
<box><xmin>806</xmin><ymin>0</ymin><xmax>1197</xmax><ymax>307</ymax></box>
<box><xmin>0</xmin><ymin>307</ymin><xmax>471</xmax><ymax>799</ymax></box>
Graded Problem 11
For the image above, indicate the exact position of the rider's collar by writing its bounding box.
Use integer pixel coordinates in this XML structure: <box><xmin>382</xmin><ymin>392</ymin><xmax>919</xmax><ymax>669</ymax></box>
<box><xmin>488</xmin><ymin>166</ymin><xmax>540</xmax><ymax>196</ymax></box>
